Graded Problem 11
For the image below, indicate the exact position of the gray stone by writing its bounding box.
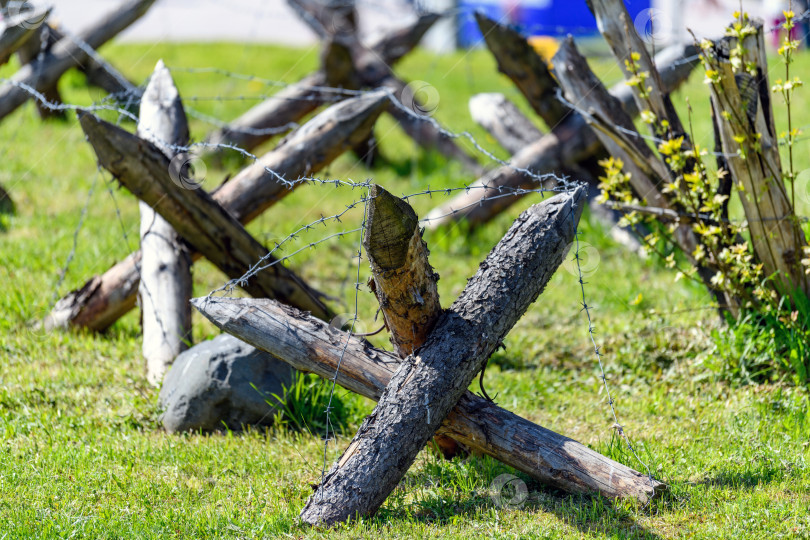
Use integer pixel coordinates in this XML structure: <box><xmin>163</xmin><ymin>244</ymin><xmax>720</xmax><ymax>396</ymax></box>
<box><xmin>158</xmin><ymin>334</ymin><xmax>294</xmax><ymax>433</ymax></box>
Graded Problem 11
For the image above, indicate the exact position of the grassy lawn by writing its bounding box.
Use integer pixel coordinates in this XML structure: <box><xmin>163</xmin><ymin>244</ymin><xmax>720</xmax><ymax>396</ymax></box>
<box><xmin>1</xmin><ymin>37</ymin><xmax>809</xmax><ymax>539</ymax></box>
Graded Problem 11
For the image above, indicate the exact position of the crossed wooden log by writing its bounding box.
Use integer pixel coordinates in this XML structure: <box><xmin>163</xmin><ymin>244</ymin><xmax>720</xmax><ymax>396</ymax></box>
<box><xmin>44</xmin><ymin>13</ymin><xmax>446</xmax><ymax>333</ymax></box>
<box><xmin>0</xmin><ymin>0</ymin><xmax>151</xmax><ymax>121</ymax></box>
<box><xmin>424</xmin><ymin>13</ymin><xmax>700</xmax><ymax>229</ymax></box>
<box><xmin>193</xmin><ymin>183</ymin><xmax>665</xmax><ymax>525</ymax></box>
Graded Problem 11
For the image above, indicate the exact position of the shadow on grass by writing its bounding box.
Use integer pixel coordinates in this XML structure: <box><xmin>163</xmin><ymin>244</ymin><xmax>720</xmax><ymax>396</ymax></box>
<box><xmin>376</xmin><ymin>487</ymin><xmax>665</xmax><ymax>539</ymax></box>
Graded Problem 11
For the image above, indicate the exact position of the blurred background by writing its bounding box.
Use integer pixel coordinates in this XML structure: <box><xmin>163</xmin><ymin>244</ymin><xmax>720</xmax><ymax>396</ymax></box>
<box><xmin>28</xmin><ymin>0</ymin><xmax>808</xmax><ymax>52</ymax></box>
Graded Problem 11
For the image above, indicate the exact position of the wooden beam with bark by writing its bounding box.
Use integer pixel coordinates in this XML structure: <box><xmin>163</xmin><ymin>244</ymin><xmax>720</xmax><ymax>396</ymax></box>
<box><xmin>423</xmin><ymin>43</ymin><xmax>699</xmax><ymax>229</ymax></box>
<box><xmin>364</xmin><ymin>184</ymin><xmax>464</xmax><ymax>459</ymax></box>
<box><xmin>0</xmin><ymin>0</ymin><xmax>154</xmax><ymax>121</ymax></box>
<box><xmin>705</xmin><ymin>20</ymin><xmax>809</xmax><ymax>297</ymax></box>
<box><xmin>136</xmin><ymin>60</ymin><xmax>193</xmax><ymax>386</ymax></box>
<box><xmin>469</xmin><ymin>93</ymin><xmax>543</xmax><ymax>155</ymax></box>
<box><xmin>299</xmin><ymin>188</ymin><xmax>587</xmax><ymax>525</ymax></box>
<box><xmin>204</xmin><ymin>13</ymin><xmax>438</xmax><ymax>153</ymax></box>
<box><xmin>45</xmin><ymin>91</ymin><xmax>389</xmax><ymax>331</ymax></box>
<box><xmin>474</xmin><ymin>13</ymin><xmax>569</xmax><ymax>129</ymax></box>
<box><xmin>192</xmin><ymin>286</ymin><xmax>663</xmax><ymax>509</ymax></box>
<box><xmin>77</xmin><ymin>111</ymin><xmax>334</xmax><ymax>320</ymax></box>
<box><xmin>0</xmin><ymin>4</ymin><xmax>51</xmax><ymax>66</ymax></box>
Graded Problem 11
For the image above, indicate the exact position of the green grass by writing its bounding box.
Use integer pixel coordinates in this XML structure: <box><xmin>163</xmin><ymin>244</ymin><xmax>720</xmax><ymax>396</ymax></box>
<box><xmin>1</xmin><ymin>38</ymin><xmax>810</xmax><ymax>539</ymax></box>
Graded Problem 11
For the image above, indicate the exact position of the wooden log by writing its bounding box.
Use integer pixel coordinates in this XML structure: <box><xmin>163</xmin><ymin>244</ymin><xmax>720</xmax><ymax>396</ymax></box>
<box><xmin>585</xmin><ymin>0</ymin><xmax>687</xmax><ymax>140</ymax></box>
<box><xmin>706</xmin><ymin>20</ymin><xmax>809</xmax><ymax>297</ymax></box>
<box><xmin>45</xmin><ymin>91</ymin><xmax>388</xmax><ymax>331</ymax></box>
<box><xmin>77</xmin><ymin>111</ymin><xmax>334</xmax><ymax>320</ymax></box>
<box><xmin>474</xmin><ymin>13</ymin><xmax>569</xmax><ymax>128</ymax></box>
<box><xmin>192</xmin><ymin>297</ymin><xmax>663</xmax><ymax>506</ymax></box>
<box><xmin>14</xmin><ymin>21</ymin><xmax>65</xmax><ymax>120</ymax></box>
<box><xmin>286</xmin><ymin>0</ymin><xmax>357</xmax><ymax>45</ymax></box>
<box><xmin>0</xmin><ymin>0</ymin><xmax>154</xmax><ymax>121</ymax></box>
<box><xmin>365</xmin><ymin>185</ymin><xmax>441</xmax><ymax>356</ymax></box>
<box><xmin>364</xmin><ymin>185</ymin><xmax>463</xmax><ymax>459</ymax></box>
<box><xmin>299</xmin><ymin>189</ymin><xmax>586</xmax><ymax>526</ymax></box>
<box><xmin>423</xmin><ymin>44</ymin><xmax>699</xmax><ymax>229</ymax></box>
<box><xmin>0</xmin><ymin>4</ymin><xmax>51</xmax><ymax>66</ymax></box>
<box><xmin>205</xmin><ymin>13</ymin><xmax>438</xmax><ymax>152</ymax></box>
<box><xmin>469</xmin><ymin>93</ymin><xmax>543</xmax><ymax>155</ymax></box>
<box><xmin>137</xmin><ymin>60</ymin><xmax>193</xmax><ymax>386</ymax></box>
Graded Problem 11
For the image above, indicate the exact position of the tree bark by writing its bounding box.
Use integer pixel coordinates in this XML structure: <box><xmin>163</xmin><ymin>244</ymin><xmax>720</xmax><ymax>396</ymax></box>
<box><xmin>204</xmin><ymin>13</ymin><xmax>438</xmax><ymax>153</ymax></box>
<box><xmin>474</xmin><ymin>13</ymin><xmax>569</xmax><ymax>129</ymax></box>
<box><xmin>0</xmin><ymin>0</ymin><xmax>155</xmax><ymax>121</ymax></box>
<box><xmin>469</xmin><ymin>93</ymin><xmax>543</xmax><ymax>155</ymax></box>
<box><xmin>193</xmin><ymin>296</ymin><xmax>665</xmax><ymax>504</ymax></box>
<box><xmin>78</xmin><ymin>111</ymin><xmax>334</xmax><ymax>320</ymax></box>
<box><xmin>137</xmin><ymin>60</ymin><xmax>193</xmax><ymax>386</ymax></box>
<box><xmin>0</xmin><ymin>5</ymin><xmax>51</xmax><ymax>66</ymax></box>
<box><xmin>364</xmin><ymin>185</ymin><xmax>462</xmax><ymax>458</ymax></box>
<box><xmin>423</xmin><ymin>44</ymin><xmax>699</xmax><ymax>229</ymax></box>
<box><xmin>45</xmin><ymin>91</ymin><xmax>388</xmax><ymax>331</ymax></box>
<box><xmin>299</xmin><ymin>188</ymin><xmax>586</xmax><ymax>526</ymax></box>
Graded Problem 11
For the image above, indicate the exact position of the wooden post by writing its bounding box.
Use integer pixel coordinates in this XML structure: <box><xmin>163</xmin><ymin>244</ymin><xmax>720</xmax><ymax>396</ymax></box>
<box><xmin>0</xmin><ymin>0</ymin><xmax>155</xmax><ymax>121</ymax></box>
<box><xmin>474</xmin><ymin>13</ymin><xmax>569</xmax><ymax>128</ymax></box>
<box><xmin>136</xmin><ymin>60</ymin><xmax>193</xmax><ymax>386</ymax></box>
<box><xmin>364</xmin><ymin>185</ymin><xmax>464</xmax><ymax>458</ymax></box>
<box><xmin>0</xmin><ymin>4</ymin><xmax>51</xmax><ymax>66</ymax></box>
<box><xmin>45</xmin><ymin>91</ymin><xmax>388</xmax><ymax>331</ymax></box>
<box><xmin>78</xmin><ymin>111</ymin><xmax>334</xmax><ymax>320</ymax></box>
<box><xmin>193</xmin><ymin>296</ymin><xmax>665</xmax><ymax>504</ymax></box>
<box><xmin>299</xmin><ymin>189</ymin><xmax>586</xmax><ymax>526</ymax></box>
<box><xmin>469</xmin><ymin>93</ymin><xmax>543</xmax><ymax>155</ymax></box>
<box><xmin>204</xmin><ymin>14</ymin><xmax>439</xmax><ymax>152</ymax></box>
<box><xmin>423</xmin><ymin>44</ymin><xmax>699</xmax><ymax>229</ymax></box>
<box><xmin>705</xmin><ymin>21</ymin><xmax>809</xmax><ymax>297</ymax></box>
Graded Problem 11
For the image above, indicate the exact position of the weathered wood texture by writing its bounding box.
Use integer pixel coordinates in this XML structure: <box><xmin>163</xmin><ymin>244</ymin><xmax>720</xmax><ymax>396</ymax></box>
<box><xmin>0</xmin><ymin>0</ymin><xmax>154</xmax><ymax>121</ymax></box>
<box><xmin>554</xmin><ymin>38</ymin><xmax>734</xmax><ymax>311</ymax></box>
<box><xmin>137</xmin><ymin>60</ymin><xmax>193</xmax><ymax>386</ymax></box>
<box><xmin>45</xmin><ymin>92</ymin><xmax>388</xmax><ymax>331</ymax></box>
<box><xmin>192</xmin><ymin>296</ymin><xmax>663</xmax><ymax>504</ymax></box>
<box><xmin>706</xmin><ymin>21</ymin><xmax>809</xmax><ymax>297</ymax></box>
<box><xmin>204</xmin><ymin>14</ymin><xmax>438</xmax><ymax>152</ymax></box>
<box><xmin>364</xmin><ymin>185</ymin><xmax>462</xmax><ymax>458</ymax></box>
<box><xmin>0</xmin><ymin>5</ymin><xmax>51</xmax><ymax>66</ymax></box>
<box><xmin>469</xmin><ymin>93</ymin><xmax>543</xmax><ymax>155</ymax></box>
<box><xmin>585</xmin><ymin>0</ymin><xmax>687</xmax><ymax>140</ymax></box>
<box><xmin>423</xmin><ymin>44</ymin><xmax>699</xmax><ymax>229</ymax></box>
<box><xmin>78</xmin><ymin>111</ymin><xmax>333</xmax><ymax>320</ymax></box>
<box><xmin>299</xmin><ymin>189</ymin><xmax>586</xmax><ymax>526</ymax></box>
<box><xmin>474</xmin><ymin>13</ymin><xmax>569</xmax><ymax>128</ymax></box>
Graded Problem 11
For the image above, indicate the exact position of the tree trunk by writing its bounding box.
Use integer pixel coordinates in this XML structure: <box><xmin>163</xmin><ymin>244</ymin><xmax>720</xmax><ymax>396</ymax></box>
<box><xmin>474</xmin><ymin>13</ymin><xmax>569</xmax><ymax>129</ymax></box>
<box><xmin>299</xmin><ymin>188</ymin><xmax>585</xmax><ymax>526</ymax></box>
<box><xmin>78</xmin><ymin>111</ymin><xmax>334</xmax><ymax>320</ymax></box>
<box><xmin>204</xmin><ymin>13</ymin><xmax>438</xmax><ymax>152</ymax></box>
<box><xmin>137</xmin><ymin>60</ymin><xmax>193</xmax><ymax>386</ymax></box>
<box><xmin>364</xmin><ymin>185</ymin><xmax>463</xmax><ymax>458</ymax></box>
<box><xmin>423</xmin><ymin>44</ymin><xmax>699</xmax><ymax>229</ymax></box>
<box><xmin>193</xmin><ymin>296</ymin><xmax>665</xmax><ymax>504</ymax></box>
<box><xmin>0</xmin><ymin>0</ymin><xmax>155</xmax><ymax>121</ymax></box>
<box><xmin>468</xmin><ymin>93</ymin><xmax>543</xmax><ymax>155</ymax></box>
<box><xmin>0</xmin><ymin>5</ymin><xmax>51</xmax><ymax>66</ymax></box>
<box><xmin>45</xmin><ymin>91</ymin><xmax>387</xmax><ymax>331</ymax></box>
